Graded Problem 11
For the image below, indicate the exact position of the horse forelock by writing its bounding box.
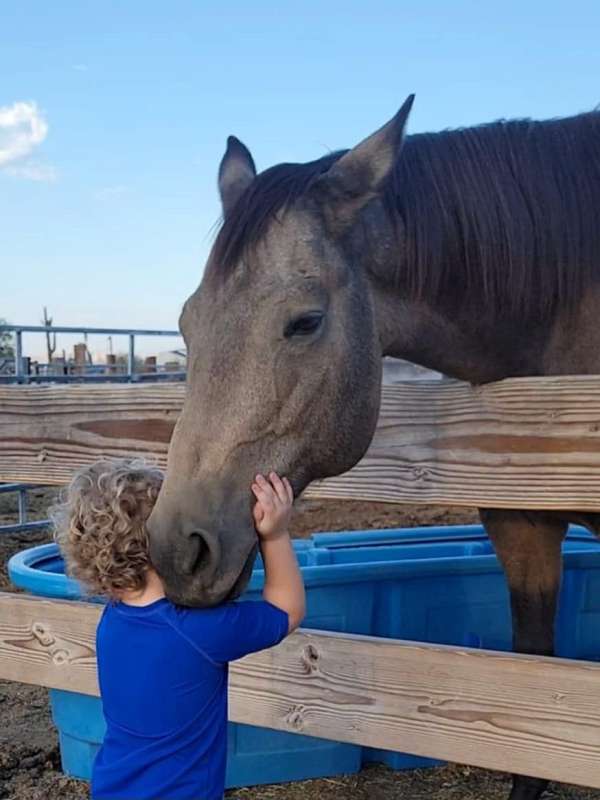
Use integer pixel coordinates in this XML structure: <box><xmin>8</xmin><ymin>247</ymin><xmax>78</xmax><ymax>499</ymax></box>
<box><xmin>205</xmin><ymin>152</ymin><xmax>344</xmax><ymax>283</ymax></box>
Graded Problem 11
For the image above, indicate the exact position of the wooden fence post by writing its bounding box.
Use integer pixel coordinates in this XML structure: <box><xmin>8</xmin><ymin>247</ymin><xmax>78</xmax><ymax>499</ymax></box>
<box><xmin>73</xmin><ymin>344</ymin><xmax>87</xmax><ymax>376</ymax></box>
<box><xmin>105</xmin><ymin>354</ymin><xmax>117</xmax><ymax>375</ymax></box>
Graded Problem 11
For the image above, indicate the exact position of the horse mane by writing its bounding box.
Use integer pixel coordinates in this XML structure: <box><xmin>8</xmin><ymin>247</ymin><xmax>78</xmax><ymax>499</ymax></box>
<box><xmin>207</xmin><ymin>110</ymin><xmax>600</xmax><ymax>317</ymax></box>
<box><xmin>394</xmin><ymin>111</ymin><xmax>600</xmax><ymax>316</ymax></box>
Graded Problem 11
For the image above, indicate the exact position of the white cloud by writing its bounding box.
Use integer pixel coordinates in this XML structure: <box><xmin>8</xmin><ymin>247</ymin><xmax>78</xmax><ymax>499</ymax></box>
<box><xmin>0</xmin><ymin>101</ymin><xmax>48</xmax><ymax>166</ymax></box>
<box><xmin>72</xmin><ymin>64</ymin><xmax>88</xmax><ymax>72</ymax></box>
<box><xmin>0</xmin><ymin>101</ymin><xmax>56</xmax><ymax>181</ymax></box>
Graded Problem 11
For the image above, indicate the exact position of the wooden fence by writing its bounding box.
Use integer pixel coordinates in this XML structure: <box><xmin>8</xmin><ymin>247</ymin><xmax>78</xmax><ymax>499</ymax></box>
<box><xmin>3</xmin><ymin>375</ymin><xmax>600</xmax><ymax>789</ymax></box>
<box><xmin>2</xmin><ymin>376</ymin><xmax>600</xmax><ymax>508</ymax></box>
<box><xmin>0</xmin><ymin>592</ymin><xmax>599</xmax><ymax>788</ymax></box>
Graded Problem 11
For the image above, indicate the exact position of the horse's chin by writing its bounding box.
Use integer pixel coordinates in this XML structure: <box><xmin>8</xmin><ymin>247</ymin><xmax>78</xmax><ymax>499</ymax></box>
<box><xmin>166</xmin><ymin>541</ymin><xmax>259</xmax><ymax>608</ymax></box>
<box><xmin>222</xmin><ymin>542</ymin><xmax>259</xmax><ymax>603</ymax></box>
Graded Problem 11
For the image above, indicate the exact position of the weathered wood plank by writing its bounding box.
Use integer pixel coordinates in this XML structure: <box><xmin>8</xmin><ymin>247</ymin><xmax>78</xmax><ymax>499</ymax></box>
<box><xmin>1</xmin><ymin>592</ymin><xmax>600</xmax><ymax>787</ymax></box>
<box><xmin>309</xmin><ymin>375</ymin><xmax>600</xmax><ymax>510</ymax></box>
<box><xmin>0</xmin><ymin>593</ymin><xmax>100</xmax><ymax>693</ymax></box>
<box><xmin>0</xmin><ymin>383</ymin><xmax>180</xmax><ymax>485</ymax></box>
<box><xmin>3</xmin><ymin>376</ymin><xmax>600</xmax><ymax>509</ymax></box>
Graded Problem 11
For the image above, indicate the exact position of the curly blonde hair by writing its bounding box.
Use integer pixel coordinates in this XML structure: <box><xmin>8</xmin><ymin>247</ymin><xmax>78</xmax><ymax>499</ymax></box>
<box><xmin>51</xmin><ymin>458</ymin><xmax>163</xmax><ymax>599</ymax></box>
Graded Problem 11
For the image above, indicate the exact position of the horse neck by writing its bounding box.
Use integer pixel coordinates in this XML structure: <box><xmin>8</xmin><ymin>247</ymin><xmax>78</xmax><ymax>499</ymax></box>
<box><xmin>363</xmin><ymin>112</ymin><xmax>600</xmax><ymax>382</ymax></box>
<box><xmin>369</xmin><ymin>280</ymin><xmax>550</xmax><ymax>384</ymax></box>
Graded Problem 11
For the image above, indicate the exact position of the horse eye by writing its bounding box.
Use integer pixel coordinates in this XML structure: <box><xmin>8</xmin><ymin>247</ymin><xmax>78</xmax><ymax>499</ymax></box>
<box><xmin>284</xmin><ymin>312</ymin><xmax>324</xmax><ymax>339</ymax></box>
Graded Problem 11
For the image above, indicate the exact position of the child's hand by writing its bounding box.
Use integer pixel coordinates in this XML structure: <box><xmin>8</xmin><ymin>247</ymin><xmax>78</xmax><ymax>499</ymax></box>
<box><xmin>251</xmin><ymin>472</ymin><xmax>294</xmax><ymax>541</ymax></box>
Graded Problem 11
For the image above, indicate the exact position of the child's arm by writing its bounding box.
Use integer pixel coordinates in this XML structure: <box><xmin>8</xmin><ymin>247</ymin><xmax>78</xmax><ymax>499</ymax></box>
<box><xmin>252</xmin><ymin>473</ymin><xmax>306</xmax><ymax>633</ymax></box>
<box><xmin>170</xmin><ymin>473</ymin><xmax>304</xmax><ymax>666</ymax></box>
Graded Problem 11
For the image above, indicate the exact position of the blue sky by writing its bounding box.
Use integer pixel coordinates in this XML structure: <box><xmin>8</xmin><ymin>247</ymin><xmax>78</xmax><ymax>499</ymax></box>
<box><xmin>1</xmin><ymin>0</ymin><xmax>599</xmax><ymax>359</ymax></box>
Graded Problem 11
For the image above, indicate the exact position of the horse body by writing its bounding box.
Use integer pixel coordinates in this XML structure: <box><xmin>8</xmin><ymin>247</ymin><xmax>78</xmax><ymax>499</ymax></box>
<box><xmin>147</xmin><ymin>100</ymin><xmax>600</xmax><ymax>800</ymax></box>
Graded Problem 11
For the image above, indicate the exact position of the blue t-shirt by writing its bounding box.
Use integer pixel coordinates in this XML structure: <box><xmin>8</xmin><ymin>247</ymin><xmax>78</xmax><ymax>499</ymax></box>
<box><xmin>92</xmin><ymin>597</ymin><xmax>289</xmax><ymax>800</ymax></box>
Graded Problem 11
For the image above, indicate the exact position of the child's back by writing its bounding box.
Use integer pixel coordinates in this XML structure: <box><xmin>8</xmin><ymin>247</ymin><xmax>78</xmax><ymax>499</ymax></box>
<box><xmin>94</xmin><ymin>597</ymin><xmax>287</xmax><ymax>799</ymax></box>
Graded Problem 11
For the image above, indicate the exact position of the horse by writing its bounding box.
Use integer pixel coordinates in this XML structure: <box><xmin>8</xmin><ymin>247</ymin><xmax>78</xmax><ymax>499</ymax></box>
<box><xmin>147</xmin><ymin>96</ymin><xmax>600</xmax><ymax>800</ymax></box>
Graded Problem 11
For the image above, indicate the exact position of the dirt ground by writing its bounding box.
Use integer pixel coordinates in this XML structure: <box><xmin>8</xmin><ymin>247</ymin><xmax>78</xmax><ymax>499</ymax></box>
<box><xmin>0</xmin><ymin>490</ymin><xmax>598</xmax><ymax>799</ymax></box>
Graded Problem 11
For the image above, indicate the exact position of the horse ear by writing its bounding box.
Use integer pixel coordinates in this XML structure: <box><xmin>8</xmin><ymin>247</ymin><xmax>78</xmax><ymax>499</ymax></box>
<box><xmin>218</xmin><ymin>136</ymin><xmax>257</xmax><ymax>216</ymax></box>
<box><xmin>314</xmin><ymin>94</ymin><xmax>414</xmax><ymax>229</ymax></box>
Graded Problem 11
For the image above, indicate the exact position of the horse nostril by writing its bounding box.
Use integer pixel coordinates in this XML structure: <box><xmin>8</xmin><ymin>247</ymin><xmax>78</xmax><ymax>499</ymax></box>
<box><xmin>182</xmin><ymin>529</ymin><xmax>220</xmax><ymax>578</ymax></box>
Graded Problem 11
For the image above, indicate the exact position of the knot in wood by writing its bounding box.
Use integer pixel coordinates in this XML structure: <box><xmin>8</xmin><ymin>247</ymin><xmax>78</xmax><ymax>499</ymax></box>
<box><xmin>285</xmin><ymin>704</ymin><xmax>305</xmax><ymax>731</ymax></box>
<box><xmin>37</xmin><ymin>449</ymin><xmax>48</xmax><ymax>463</ymax></box>
<box><xmin>53</xmin><ymin>650</ymin><xmax>69</xmax><ymax>666</ymax></box>
<box><xmin>32</xmin><ymin>622</ymin><xmax>54</xmax><ymax>647</ymax></box>
<box><xmin>412</xmin><ymin>467</ymin><xmax>428</xmax><ymax>482</ymax></box>
<box><xmin>301</xmin><ymin>643</ymin><xmax>320</xmax><ymax>673</ymax></box>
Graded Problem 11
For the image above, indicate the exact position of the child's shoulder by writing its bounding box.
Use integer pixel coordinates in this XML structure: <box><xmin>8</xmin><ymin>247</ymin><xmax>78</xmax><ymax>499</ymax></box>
<box><xmin>169</xmin><ymin>600</ymin><xmax>239</xmax><ymax>623</ymax></box>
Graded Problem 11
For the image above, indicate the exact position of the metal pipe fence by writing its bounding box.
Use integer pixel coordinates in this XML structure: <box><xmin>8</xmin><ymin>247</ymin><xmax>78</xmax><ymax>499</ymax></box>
<box><xmin>0</xmin><ymin>483</ymin><xmax>51</xmax><ymax>535</ymax></box>
<box><xmin>0</xmin><ymin>324</ymin><xmax>185</xmax><ymax>384</ymax></box>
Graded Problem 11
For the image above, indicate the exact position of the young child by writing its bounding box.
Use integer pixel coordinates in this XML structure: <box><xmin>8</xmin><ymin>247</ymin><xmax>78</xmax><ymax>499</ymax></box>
<box><xmin>52</xmin><ymin>458</ymin><xmax>305</xmax><ymax>800</ymax></box>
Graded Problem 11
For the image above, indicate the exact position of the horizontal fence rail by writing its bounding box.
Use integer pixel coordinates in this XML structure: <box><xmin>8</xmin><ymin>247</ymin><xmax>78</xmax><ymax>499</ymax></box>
<box><xmin>10</xmin><ymin>372</ymin><xmax>186</xmax><ymax>385</ymax></box>
<box><xmin>3</xmin><ymin>376</ymin><xmax>600</xmax><ymax>509</ymax></box>
<box><xmin>0</xmin><ymin>593</ymin><xmax>599</xmax><ymax>788</ymax></box>
<box><xmin>0</xmin><ymin>325</ymin><xmax>180</xmax><ymax>336</ymax></box>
